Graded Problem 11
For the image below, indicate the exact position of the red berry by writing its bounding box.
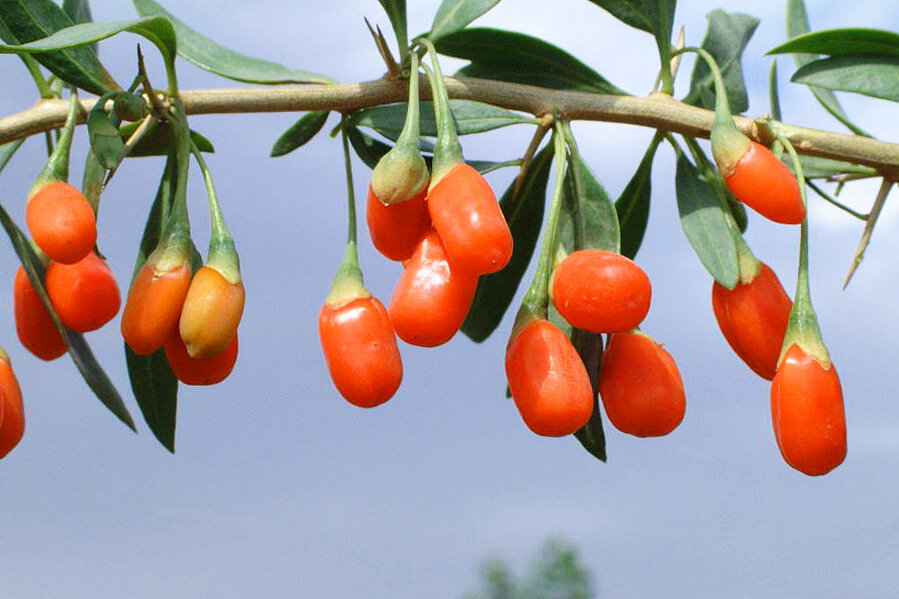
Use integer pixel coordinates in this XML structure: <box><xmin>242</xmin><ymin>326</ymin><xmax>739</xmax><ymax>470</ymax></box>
<box><xmin>25</xmin><ymin>181</ymin><xmax>97</xmax><ymax>264</ymax></box>
<box><xmin>165</xmin><ymin>330</ymin><xmax>238</xmax><ymax>386</ymax></box>
<box><xmin>13</xmin><ymin>266</ymin><xmax>66</xmax><ymax>360</ymax></box>
<box><xmin>722</xmin><ymin>142</ymin><xmax>805</xmax><ymax>225</ymax></box>
<box><xmin>388</xmin><ymin>228</ymin><xmax>477</xmax><ymax>347</ymax></box>
<box><xmin>551</xmin><ymin>249</ymin><xmax>651</xmax><ymax>334</ymax></box>
<box><xmin>599</xmin><ymin>330</ymin><xmax>685</xmax><ymax>437</ymax></box>
<box><xmin>319</xmin><ymin>296</ymin><xmax>402</xmax><ymax>408</ymax></box>
<box><xmin>770</xmin><ymin>344</ymin><xmax>846</xmax><ymax>476</ymax></box>
<box><xmin>121</xmin><ymin>260</ymin><xmax>192</xmax><ymax>356</ymax></box>
<box><xmin>365</xmin><ymin>185</ymin><xmax>431</xmax><ymax>262</ymax></box>
<box><xmin>45</xmin><ymin>252</ymin><xmax>120</xmax><ymax>333</ymax></box>
<box><xmin>0</xmin><ymin>351</ymin><xmax>25</xmax><ymax>459</ymax></box>
<box><xmin>427</xmin><ymin>164</ymin><xmax>512</xmax><ymax>275</ymax></box>
<box><xmin>505</xmin><ymin>319</ymin><xmax>593</xmax><ymax>437</ymax></box>
<box><xmin>712</xmin><ymin>261</ymin><xmax>792</xmax><ymax>380</ymax></box>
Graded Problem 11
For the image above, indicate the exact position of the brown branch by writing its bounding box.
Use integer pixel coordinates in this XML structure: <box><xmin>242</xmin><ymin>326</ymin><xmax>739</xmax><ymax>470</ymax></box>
<box><xmin>2</xmin><ymin>77</ymin><xmax>898</xmax><ymax>176</ymax></box>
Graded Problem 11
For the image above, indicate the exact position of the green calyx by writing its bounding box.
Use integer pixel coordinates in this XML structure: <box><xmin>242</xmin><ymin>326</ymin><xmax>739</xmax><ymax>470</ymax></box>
<box><xmin>370</xmin><ymin>53</ymin><xmax>429</xmax><ymax>205</ymax></box>
<box><xmin>148</xmin><ymin>225</ymin><xmax>192</xmax><ymax>275</ymax></box>
<box><xmin>325</xmin><ymin>241</ymin><xmax>370</xmax><ymax>309</ymax></box>
<box><xmin>418</xmin><ymin>38</ymin><xmax>463</xmax><ymax>188</ymax></box>
<box><xmin>29</xmin><ymin>90</ymin><xmax>80</xmax><ymax>198</ymax></box>
<box><xmin>735</xmin><ymin>238</ymin><xmax>760</xmax><ymax>285</ymax></box>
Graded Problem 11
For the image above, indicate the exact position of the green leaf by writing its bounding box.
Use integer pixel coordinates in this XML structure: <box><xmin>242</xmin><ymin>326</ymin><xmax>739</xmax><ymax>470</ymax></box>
<box><xmin>378</xmin><ymin>0</ymin><xmax>408</xmax><ymax>52</ymax></box>
<box><xmin>686</xmin><ymin>10</ymin><xmax>758</xmax><ymax>114</ymax></box>
<box><xmin>436</xmin><ymin>28</ymin><xmax>626</xmax><ymax>94</ymax></box>
<box><xmin>270</xmin><ymin>111</ymin><xmax>330</xmax><ymax>157</ymax></box>
<box><xmin>571</xmin><ymin>328</ymin><xmax>606</xmax><ymax>462</ymax></box>
<box><xmin>674</xmin><ymin>154</ymin><xmax>739</xmax><ymax>288</ymax></box>
<box><xmin>0</xmin><ymin>201</ymin><xmax>135</xmax><ymax>430</ymax></box>
<box><xmin>584</xmin><ymin>0</ymin><xmax>676</xmax><ymax>58</ymax></box>
<box><xmin>791</xmin><ymin>55</ymin><xmax>899</xmax><ymax>102</ymax></box>
<box><xmin>615</xmin><ymin>136</ymin><xmax>660</xmax><ymax>259</ymax></box>
<box><xmin>0</xmin><ymin>17</ymin><xmax>177</xmax><ymax>69</ymax></box>
<box><xmin>0</xmin><ymin>139</ymin><xmax>25</xmax><ymax>174</ymax></box>
<box><xmin>351</xmin><ymin>99</ymin><xmax>535</xmax><ymax>139</ymax></box>
<box><xmin>87</xmin><ymin>96</ymin><xmax>125</xmax><ymax>169</ymax></box>
<box><xmin>559</xmin><ymin>151</ymin><xmax>620</xmax><ymax>253</ymax></box>
<box><xmin>769</xmin><ymin>27</ymin><xmax>899</xmax><ymax>59</ymax></box>
<box><xmin>429</xmin><ymin>0</ymin><xmax>501</xmax><ymax>40</ymax></box>
<box><xmin>0</xmin><ymin>0</ymin><xmax>118</xmax><ymax>94</ymax></box>
<box><xmin>795</xmin><ymin>155</ymin><xmax>877</xmax><ymax>179</ymax></box>
<box><xmin>126</xmin><ymin>154</ymin><xmax>180</xmax><ymax>451</ymax></box>
<box><xmin>62</xmin><ymin>0</ymin><xmax>95</xmax><ymax>53</ymax></box>
<box><xmin>119</xmin><ymin>120</ymin><xmax>214</xmax><ymax>157</ymax></box>
<box><xmin>133</xmin><ymin>0</ymin><xmax>333</xmax><ymax>84</ymax></box>
<box><xmin>461</xmin><ymin>144</ymin><xmax>553</xmax><ymax>342</ymax></box>
<box><xmin>783</xmin><ymin>0</ymin><xmax>869</xmax><ymax>136</ymax></box>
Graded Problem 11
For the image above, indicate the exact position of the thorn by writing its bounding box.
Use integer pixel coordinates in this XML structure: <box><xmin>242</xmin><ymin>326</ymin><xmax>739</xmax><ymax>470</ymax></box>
<box><xmin>670</xmin><ymin>27</ymin><xmax>686</xmax><ymax>80</ymax></box>
<box><xmin>364</xmin><ymin>17</ymin><xmax>400</xmax><ymax>79</ymax></box>
<box><xmin>843</xmin><ymin>178</ymin><xmax>893</xmax><ymax>289</ymax></box>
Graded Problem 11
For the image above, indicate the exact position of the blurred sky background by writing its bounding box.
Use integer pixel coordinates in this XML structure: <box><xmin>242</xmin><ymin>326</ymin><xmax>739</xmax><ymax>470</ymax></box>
<box><xmin>2</xmin><ymin>1</ymin><xmax>899</xmax><ymax>597</ymax></box>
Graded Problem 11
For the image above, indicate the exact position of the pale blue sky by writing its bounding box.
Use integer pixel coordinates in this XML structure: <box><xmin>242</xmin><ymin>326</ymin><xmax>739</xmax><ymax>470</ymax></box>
<box><xmin>1</xmin><ymin>1</ymin><xmax>898</xmax><ymax>597</ymax></box>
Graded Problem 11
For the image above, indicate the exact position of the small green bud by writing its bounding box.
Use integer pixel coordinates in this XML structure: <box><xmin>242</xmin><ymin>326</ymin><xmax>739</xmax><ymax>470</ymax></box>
<box><xmin>369</xmin><ymin>143</ymin><xmax>429</xmax><ymax>206</ymax></box>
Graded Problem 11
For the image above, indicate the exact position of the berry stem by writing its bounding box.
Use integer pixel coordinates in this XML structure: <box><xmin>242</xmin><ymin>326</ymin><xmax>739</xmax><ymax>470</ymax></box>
<box><xmin>30</xmin><ymin>89</ymin><xmax>80</xmax><ymax>195</ymax></box>
<box><xmin>394</xmin><ymin>52</ymin><xmax>421</xmax><ymax>152</ymax></box>
<box><xmin>418</xmin><ymin>37</ymin><xmax>463</xmax><ymax>186</ymax></box>
<box><xmin>190</xmin><ymin>137</ymin><xmax>240</xmax><ymax>284</ymax></box>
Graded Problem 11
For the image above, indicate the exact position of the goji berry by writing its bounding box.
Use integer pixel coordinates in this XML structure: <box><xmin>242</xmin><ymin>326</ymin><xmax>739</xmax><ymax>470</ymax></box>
<box><xmin>122</xmin><ymin>259</ymin><xmax>192</xmax><ymax>356</ymax></box>
<box><xmin>13</xmin><ymin>266</ymin><xmax>66</xmax><ymax>360</ymax></box>
<box><xmin>551</xmin><ymin>249</ymin><xmax>651</xmax><ymax>334</ymax></box>
<box><xmin>25</xmin><ymin>181</ymin><xmax>97</xmax><ymax>265</ymax></box>
<box><xmin>712</xmin><ymin>260</ymin><xmax>792</xmax><ymax>380</ymax></box>
<box><xmin>0</xmin><ymin>349</ymin><xmax>25</xmax><ymax>459</ymax></box>
<box><xmin>427</xmin><ymin>164</ymin><xmax>513</xmax><ymax>275</ymax></box>
<box><xmin>719</xmin><ymin>141</ymin><xmax>805</xmax><ymax>225</ymax></box>
<box><xmin>770</xmin><ymin>344</ymin><xmax>846</xmax><ymax>476</ymax></box>
<box><xmin>319</xmin><ymin>296</ymin><xmax>402</xmax><ymax>408</ymax></box>
<box><xmin>165</xmin><ymin>330</ymin><xmax>238</xmax><ymax>386</ymax></box>
<box><xmin>179</xmin><ymin>265</ymin><xmax>245</xmax><ymax>358</ymax></box>
<box><xmin>598</xmin><ymin>330</ymin><xmax>685</xmax><ymax>437</ymax></box>
<box><xmin>505</xmin><ymin>319</ymin><xmax>593</xmax><ymax>437</ymax></box>
<box><xmin>45</xmin><ymin>252</ymin><xmax>120</xmax><ymax>333</ymax></box>
<box><xmin>366</xmin><ymin>185</ymin><xmax>431</xmax><ymax>261</ymax></box>
<box><xmin>388</xmin><ymin>228</ymin><xmax>478</xmax><ymax>347</ymax></box>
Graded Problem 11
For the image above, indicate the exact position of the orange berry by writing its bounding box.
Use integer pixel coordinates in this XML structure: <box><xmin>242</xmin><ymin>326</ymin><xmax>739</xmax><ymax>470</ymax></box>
<box><xmin>505</xmin><ymin>319</ymin><xmax>594</xmax><ymax>437</ymax></box>
<box><xmin>25</xmin><ymin>181</ymin><xmax>97</xmax><ymax>264</ymax></box>
<box><xmin>722</xmin><ymin>142</ymin><xmax>805</xmax><ymax>225</ymax></box>
<box><xmin>179</xmin><ymin>266</ymin><xmax>245</xmax><ymax>359</ymax></box>
<box><xmin>0</xmin><ymin>351</ymin><xmax>25</xmax><ymax>459</ymax></box>
<box><xmin>122</xmin><ymin>260</ymin><xmax>192</xmax><ymax>355</ymax></box>
<box><xmin>13</xmin><ymin>266</ymin><xmax>67</xmax><ymax>360</ymax></box>
<box><xmin>165</xmin><ymin>330</ymin><xmax>238</xmax><ymax>386</ymax></box>
<box><xmin>45</xmin><ymin>252</ymin><xmax>120</xmax><ymax>333</ymax></box>
<box><xmin>366</xmin><ymin>185</ymin><xmax>431</xmax><ymax>262</ymax></box>
<box><xmin>318</xmin><ymin>296</ymin><xmax>402</xmax><ymax>408</ymax></box>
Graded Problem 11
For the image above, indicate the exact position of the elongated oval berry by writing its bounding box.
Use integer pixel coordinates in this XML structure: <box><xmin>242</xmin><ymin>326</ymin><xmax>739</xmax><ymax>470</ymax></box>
<box><xmin>770</xmin><ymin>344</ymin><xmax>846</xmax><ymax>476</ymax></box>
<box><xmin>599</xmin><ymin>330</ymin><xmax>685</xmax><ymax>437</ymax></box>
<box><xmin>165</xmin><ymin>330</ymin><xmax>238</xmax><ymax>386</ymax></box>
<box><xmin>122</xmin><ymin>260</ymin><xmax>192</xmax><ymax>355</ymax></box>
<box><xmin>720</xmin><ymin>141</ymin><xmax>805</xmax><ymax>225</ymax></box>
<box><xmin>0</xmin><ymin>350</ymin><xmax>25</xmax><ymax>459</ymax></box>
<box><xmin>427</xmin><ymin>164</ymin><xmax>512</xmax><ymax>275</ymax></box>
<box><xmin>13</xmin><ymin>266</ymin><xmax>66</xmax><ymax>361</ymax></box>
<box><xmin>319</xmin><ymin>296</ymin><xmax>402</xmax><ymax>408</ymax></box>
<box><xmin>366</xmin><ymin>185</ymin><xmax>431</xmax><ymax>261</ymax></box>
<box><xmin>551</xmin><ymin>249</ymin><xmax>651</xmax><ymax>334</ymax></box>
<box><xmin>45</xmin><ymin>252</ymin><xmax>120</xmax><ymax>333</ymax></box>
<box><xmin>389</xmin><ymin>228</ymin><xmax>477</xmax><ymax>347</ymax></box>
<box><xmin>712</xmin><ymin>261</ymin><xmax>792</xmax><ymax>380</ymax></box>
<box><xmin>26</xmin><ymin>181</ymin><xmax>97</xmax><ymax>264</ymax></box>
<box><xmin>505</xmin><ymin>319</ymin><xmax>593</xmax><ymax>437</ymax></box>
<box><xmin>179</xmin><ymin>265</ymin><xmax>245</xmax><ymax>359</ymax></box>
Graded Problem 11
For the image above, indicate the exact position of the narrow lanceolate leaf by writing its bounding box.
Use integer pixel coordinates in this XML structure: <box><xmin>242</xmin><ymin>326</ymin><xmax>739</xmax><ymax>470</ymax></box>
<box><xmin>769</xmin><ymin>27</ymin><xmax>899</xmax><ymax>59</ymax></box>
<box><xmin>794</xmin><ymin>155</ymin><xmax>876</xmax><ymax>179</ymax></box>
<box><xmin>133</xmin><ymin>0</ymin><xmax>333</xmax><ymax>84</ymax></box>
<box><xmin>270</xmin><ymin>111</ymin><xmax>330</xmax><ymax>157</ymax></box>
<box><xmin>0</xmin><ymin>201</ymin><xmax>135</xmax><ymax>430</ymax></box>
<box><xmin>559</xmin><ymin>152</ymin><xmax>620</xmax><ymax>253</ymax></box>
<box><xmin>686</xmin><ymin>10</ymin><xmax>758</xmax><ymax>113</ymax></box>
<box><xmin>127</xmin><ymin>154</ymin><xmax>180</xmax><ymax>451</ymax></box>
<box><xmin>428</xmin><ymin>0</ymin><xmax>502</xmax><ymax>40</ymax></box>
<box><xmin>378</xmin><ymin>0</ymin><xmax>408</xmax><ymax>52</ymax></box>
<box><xmin>675</xmin><ymin>154</ymin><xmax>739</xmax><ymax>288</ymax></box>
<box><xmin>436</xmin><ymin>28</ymin><xmax>626</xmax><ymax>94</ymax></box>
<box><xmin>351</xmin><ymin>100</ymin><xmax>535</xmax><ymax>139</ymax></box>
<box><xmin>571</xmin><ymin>328</ymin><xmax>606</xmax><ymax>462</ymax></box>
<box><xmin>0</xmin><ymin>139</ymin><xmax>25</xmax><ymax>174</ymax></box>
<box><xmin>119</xmin><ymin>121</ymin><xmax>215</xmax><ymax>157</ymax></box>
<box><xmin>462</xmin><ymin>144</ymin><xmax>554</xmax><ymax>342</ymax></box>
<box><xmin>0</xmin><ymin>0</ymin><xmax>118</xmax><ymax>94</ymax></box>
<box><xmin>584</xmin><ymin>0</ymin><xmax>676</xmax><ymax>58</ymax></box>
<box><xmin>62</xmin><ymin>0</ymin><xmax>95</xmax><ymax>53</ymax></box>
<box><xmin>791</xmin><ymin>55</ymin><xmax>899</xmax><ymax>103</ymax></box>
<box><xmin>616</xmin><ymin>135</ymin><xmax>660</xmax><ymax>259</ymax></box>
<box><xmin>784</xmin><ymin>0</ymin><xmax>869</xmax><ymax>136</ymax></box>
<box><xmin>0</xmin><ymin>18</ymin><xmax>177</xmax><ymax>70</ymax></box>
